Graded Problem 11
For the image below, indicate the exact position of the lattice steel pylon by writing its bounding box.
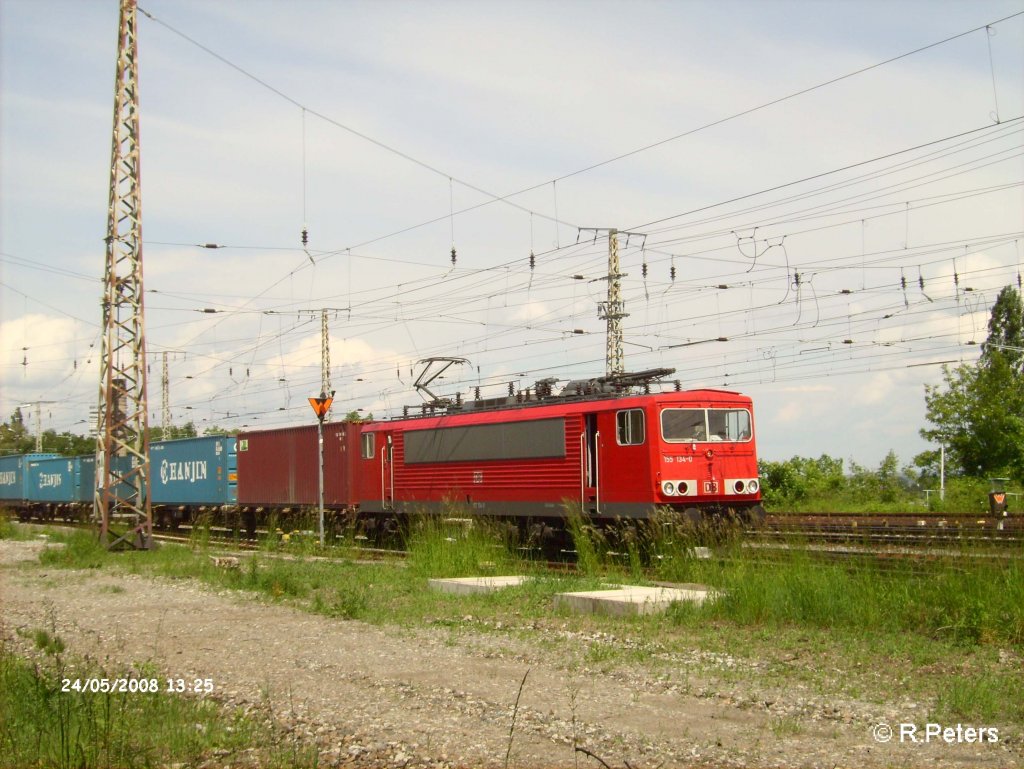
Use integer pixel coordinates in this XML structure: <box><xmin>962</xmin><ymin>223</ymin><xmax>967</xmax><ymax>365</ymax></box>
<box><xmin>321</xmin><ymin>309</ymin><xmax>332</xmax><ymax>416</ymax></box>
<box><xmin>161</xmin><ymin>351</ymin><xmax>170</xmax><ymax>434</ymax></box>
<box><xmin>601</xmin><ymin>229</ymin><xmax>627</xmax><ymax>376</ymax></box>
<box><xmin>94</xmin><ymin>0</ymin><xmax>152</xmax><ymax>549</ymax></box>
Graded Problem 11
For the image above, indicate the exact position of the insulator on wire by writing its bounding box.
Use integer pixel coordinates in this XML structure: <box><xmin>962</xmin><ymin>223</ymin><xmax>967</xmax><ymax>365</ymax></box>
<box><xmin>670</xmin><ymin>265</ymin><xmax>676</xmax><ymax>281</ymax></box>
<box><xmin>642</xmin><ymin>262</ymin><xmax>648</xmax><ymax>278</ymax></box>
<box><xmin>474</xmin><ymin>386</ymin><xmax>481</xmax><ymax>400</ymax></box>
<box><xmin>529</xmin><ymin>251</ymin><xmax>535</xmax><ymax>271</ymax></box>
<box><xmin>450</xmin><ymin>247</ymin><xmax>457</xmax><ymax>265</ymax></box>
<box><xmin>301</xmin><ymin>226</ymin><xmax>308</xmax><ymax>247</ymax></box>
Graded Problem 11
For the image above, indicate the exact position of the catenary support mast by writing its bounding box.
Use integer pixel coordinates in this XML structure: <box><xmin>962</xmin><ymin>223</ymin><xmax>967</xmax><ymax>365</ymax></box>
<box><xmin>161</xmin><ymin>351</ymin><xmax>170</xmax><ymax>435</ymax></box>
<box><xmin>95</xmin><ymin>0</ymin><xmax>152</xmax><ymax>549</ymax></box>
<box><xmin>321</xmin><ymin>309</ymin><xmax>332</xmax><ymax>419</ymax></box>
<box><xmin>603</xmin><ymin>229</ymin><xmax>626</xmax><ymax>376</ymax></box>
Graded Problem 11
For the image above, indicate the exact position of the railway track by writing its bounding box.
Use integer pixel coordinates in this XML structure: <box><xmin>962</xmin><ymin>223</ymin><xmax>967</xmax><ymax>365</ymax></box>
<box><xmin>9</xmin><ymin>511</ymin><xmax>1022</xmax><ymax>574</ymax></box>
<box><xmin>752</xmin><ymin>511</ymin><xmax>1023</xmax><ymax>548</ymax></box>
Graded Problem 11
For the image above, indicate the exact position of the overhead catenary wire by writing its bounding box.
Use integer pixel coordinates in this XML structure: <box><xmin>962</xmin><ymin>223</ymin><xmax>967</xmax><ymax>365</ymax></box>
<box><xmin>4</xmin><ymin>7</ymin><xmax>1019</xmax><ymax>434</ymax></box>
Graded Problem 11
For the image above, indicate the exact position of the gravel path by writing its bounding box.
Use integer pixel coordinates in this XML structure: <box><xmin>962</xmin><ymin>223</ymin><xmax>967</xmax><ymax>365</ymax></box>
<box><xmin>1</xmin><ymin>539</ymin><xmax>1020</xmax><ymax>768</ymax></box>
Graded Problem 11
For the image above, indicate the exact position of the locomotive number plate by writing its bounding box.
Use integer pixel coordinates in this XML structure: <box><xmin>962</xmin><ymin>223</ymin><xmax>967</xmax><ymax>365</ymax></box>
<box><xmin>703</xmin><ymin>481</ymin><xmax>719</xmax><ymax>494</ymax></box>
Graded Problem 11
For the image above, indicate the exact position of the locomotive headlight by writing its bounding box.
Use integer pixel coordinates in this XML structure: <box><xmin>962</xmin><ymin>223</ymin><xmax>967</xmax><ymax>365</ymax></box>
<box><xmin>677</xmin><ymin>481</ymin><xmax>689</xmax><ymax>495</ymax></box>
<box><xmin>733</xmin><ymin>480</ymin><xmax>746</xmax><ymax>494</ymax></box>
<box><xmin>748</xmin><ymin>479</ymin><xmax>760</xmax><ymax>494</ymax></box>
<box><xmin>662</xmin><ymin>481</ymin><xmax>676</xmax><ymax>496</ymax></box>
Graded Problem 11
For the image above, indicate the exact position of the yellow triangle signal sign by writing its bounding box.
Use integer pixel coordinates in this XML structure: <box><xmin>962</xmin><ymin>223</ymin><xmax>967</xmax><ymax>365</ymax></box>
<box><xmin>308</xmin><ymin>396</ymin><xmax>333</xmax><ymax>420</ymax></box>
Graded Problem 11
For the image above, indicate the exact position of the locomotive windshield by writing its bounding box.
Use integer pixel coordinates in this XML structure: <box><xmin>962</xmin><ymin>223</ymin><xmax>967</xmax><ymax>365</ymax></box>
<box><xmin>661</xmin><ymin>408</ymin><xmax>752</xmax><ymax>443</ymax></box>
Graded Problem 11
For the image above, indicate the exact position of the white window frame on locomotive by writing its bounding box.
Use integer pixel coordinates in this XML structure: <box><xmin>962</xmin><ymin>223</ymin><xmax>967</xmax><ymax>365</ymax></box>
<box><xmin>615</xmin><ymin>409</ymin><xmax>645</xmax><ymax>446</ymax></box>
<box><xmin>660</xmin><ymin>408</ymin><xmax>753</xmax><ymax>444</ymax></box>
<box><xmin>361</xmin><ymin>432</ymin><xmax>375</xmax><ymax>459</ymax></box>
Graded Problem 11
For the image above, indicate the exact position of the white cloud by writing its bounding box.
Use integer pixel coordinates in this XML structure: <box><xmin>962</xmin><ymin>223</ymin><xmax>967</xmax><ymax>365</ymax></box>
<box><xmin>2</xmin><ymin>0</ymin><xmax>1022</xmax><ymax>461</ymax></box>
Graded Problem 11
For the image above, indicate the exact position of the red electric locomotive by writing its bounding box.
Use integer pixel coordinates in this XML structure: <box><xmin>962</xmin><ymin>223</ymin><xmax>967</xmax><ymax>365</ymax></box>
<box><xmin>356</xmin><ymin>375</ymin><xmax>763</xmax><ymax>526</ymax></box>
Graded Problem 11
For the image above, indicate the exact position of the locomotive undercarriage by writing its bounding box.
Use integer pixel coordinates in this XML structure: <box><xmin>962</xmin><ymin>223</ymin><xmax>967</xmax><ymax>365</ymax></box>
<box><xmin>7</xmin><ymin>498</ymin><xmax>765</xmax><ymax>558</ymax></box>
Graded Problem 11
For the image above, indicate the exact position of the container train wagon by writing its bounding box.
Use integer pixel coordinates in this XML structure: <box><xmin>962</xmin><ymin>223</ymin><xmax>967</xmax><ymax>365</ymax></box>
<box><xmin>2</xmin><ymin>388</ymin><xmax>764</xmax><ymax>533</ymax></box>
<box><xmin>1</xmin><ymin>437</ymin><xmax>237</xmax><ymax>526</ymax></box>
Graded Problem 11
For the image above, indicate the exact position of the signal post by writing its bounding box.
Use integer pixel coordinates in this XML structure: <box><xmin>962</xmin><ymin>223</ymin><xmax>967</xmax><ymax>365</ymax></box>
<box><xmin>308</xmin><ymin>391</ymin><xmax>334</xmax><ymax>546</ymax></box>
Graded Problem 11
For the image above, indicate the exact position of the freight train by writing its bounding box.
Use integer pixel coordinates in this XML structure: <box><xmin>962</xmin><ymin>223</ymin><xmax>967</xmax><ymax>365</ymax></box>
<box><xmin>1</xmin><ymin>376</ymin><xmax>764</xmax><ymax>537</ymax></box>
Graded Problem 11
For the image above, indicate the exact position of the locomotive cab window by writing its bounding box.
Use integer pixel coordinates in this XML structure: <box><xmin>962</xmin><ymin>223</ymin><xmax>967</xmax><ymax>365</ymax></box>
<box><xmin>708</xmin><ymin>408</ymin><xmax>751</xmax><ymax>442</ymax></box>
<box><xmin>361</xmin><ymin>433</ymin><xmax>375</xmax><ymax>459</ymax></box>
<box><xmin>662</xmin><ymin>408</ymin><xmax>752</xmax><ymax>443</ymax></box>
<box><xmin>661</xmin><ymin>409</ymin><xmax>706</xmax><ymax>442</ymax></box>
<box><xmin>616</xmin><ymin>409</ymin><xmax>645</xmax><ymax>445</ymax></box>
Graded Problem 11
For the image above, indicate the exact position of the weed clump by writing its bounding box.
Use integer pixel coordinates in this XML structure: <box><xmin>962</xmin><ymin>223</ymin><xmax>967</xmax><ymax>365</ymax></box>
<box><xmin>406</xmin><ymin>509</ymin><xmax>523</xmax><ymax>578</ymax></box>
<box><xmin>0</xmin><ymin>628</ymin><xmax>257</xmax><ymax>768</ymax></box>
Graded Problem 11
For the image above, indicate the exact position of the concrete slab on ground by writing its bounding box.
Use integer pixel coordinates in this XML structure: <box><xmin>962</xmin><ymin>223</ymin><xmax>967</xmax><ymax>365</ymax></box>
<box><xmin>554</xmin><ymin>584</ymin><xmax>717</xmax><ymax>616</ymax></box>
<box><xmin>428</xmin><ymin>575</ymin><xmax>531</xmax><ymax>595</ymax></box>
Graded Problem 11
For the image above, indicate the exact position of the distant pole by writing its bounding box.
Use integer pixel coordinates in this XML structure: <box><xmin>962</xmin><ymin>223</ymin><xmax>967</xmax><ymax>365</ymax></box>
<box><xmin>321</xmin><ymin>310</ymin><xmax>332</xmax><ymax>418</ymax></box>
<box><xmin>161</xmin><ymin>351</ymin><xmax>170</xmax><ymax>435</ymax></box>
<box><xmin>940</xmin><ymin>445</ymin><xmax>945</xmax><ymax>502</ymax></box>
<box><xmin>34</xmin><ymin>403</ymin><xmax>42</xmax><ymax>452</ymax></box>
<box><xmin>318</xmin><ymin>416</ymin><xmax>325</xmax><ymax>546</ymax></box>
<box><xmin>18</xmin><ymin>401</ymin><xmax>56</xmax><ymax>452</ymax></box>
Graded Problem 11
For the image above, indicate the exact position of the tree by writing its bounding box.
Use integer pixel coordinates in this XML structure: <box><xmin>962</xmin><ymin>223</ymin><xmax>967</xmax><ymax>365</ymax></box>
<box><xmin>202</xmin><ymin>425</ymin><xmax>236</xmax><ymax>436</ymax></box>
<box><xmin>981</xmin><ymin>284</ymin><xmax>1024</xmax><ymax>373</ymax></box>
<box><xmin>0</xmin><ymin>409</ymin><xmax>33</xmax><ymax>454</ymax></box>
<box><xmin>0</xmin><ymin>410</ymin><xmax>94</xmax><ymax>456</ymax></box>
<box><xmin>918</xmin><ymin>286</ymin><xmax>1024</xmax><ymax>480</ymax></box>
<box><xmin>758</xmin><ymin>454</ymin><xmax>845</xmax><ymax>505</ymax></box>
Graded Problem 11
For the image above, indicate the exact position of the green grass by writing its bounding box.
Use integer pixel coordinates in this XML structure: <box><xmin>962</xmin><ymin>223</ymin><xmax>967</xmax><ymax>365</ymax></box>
<box><xmin>650</xmin><ymin>535</ymin><xmax>1024</xmax><ymax>646</ymax></box>
<box><xmin>0</xmin><ymin>515</ymin><xmax>34</xmax><ymax>540</ymax></box>
<box><xmin>22</xmin><ymin>520</ymin><xmax>1024</xmax><ymax>728</ymax></box>
<box><xmin>0</xmin><ymin>628</ymin><xmax>320</xmax><ymax>769</ymax></box>
<box><xmin>405</xmin><ymin>511</ymin><xmax>524</xmax><ymax>578</ymax></box>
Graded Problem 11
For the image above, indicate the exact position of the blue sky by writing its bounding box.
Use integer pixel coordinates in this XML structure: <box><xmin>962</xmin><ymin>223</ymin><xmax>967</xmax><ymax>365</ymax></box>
<box><xmin>2</xmin><ymin>0</ymin><xmax>1023</xmax><ymax>470</ymax></box>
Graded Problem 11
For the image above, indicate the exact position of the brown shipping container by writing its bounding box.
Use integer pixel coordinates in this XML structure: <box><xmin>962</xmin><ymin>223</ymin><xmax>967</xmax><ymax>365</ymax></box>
<box><xmin>237</xmin><ymin>422</ymin><xmax>360</xmax><ymax>508</ymax></box>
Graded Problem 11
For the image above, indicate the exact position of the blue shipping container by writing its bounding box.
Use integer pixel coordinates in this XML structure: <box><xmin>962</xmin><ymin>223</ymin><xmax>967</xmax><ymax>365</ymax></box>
<box><xmin>76</xmin><ymin>455</ymin><xmax>96</xmax><ymax>503</ymax></box>
<box><xmin>150</xmin><ymin>436</ymin><xmax>237</xmax><ymax>506</ymax></box>
<box><xmin>26</xmin><ymin>456</ymin><xmax>78</xmax><ymax>504</ymax></box>
<box><xmin>94</xmin><ymin>454</ymin><xmax>148</xmax><ymax>504</ymax></box>
<box><xmin>0</xmin><ymin>454</ymin><xmax>58</xmax><ymax>502</ymax></box>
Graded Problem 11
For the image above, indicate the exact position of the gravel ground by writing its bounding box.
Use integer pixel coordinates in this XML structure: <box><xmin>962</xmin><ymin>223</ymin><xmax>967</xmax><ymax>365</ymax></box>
<box><xmin>1</xmin><ymin>538</ymin><xmax>1021</xmax><ymax>768</ymax></box>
